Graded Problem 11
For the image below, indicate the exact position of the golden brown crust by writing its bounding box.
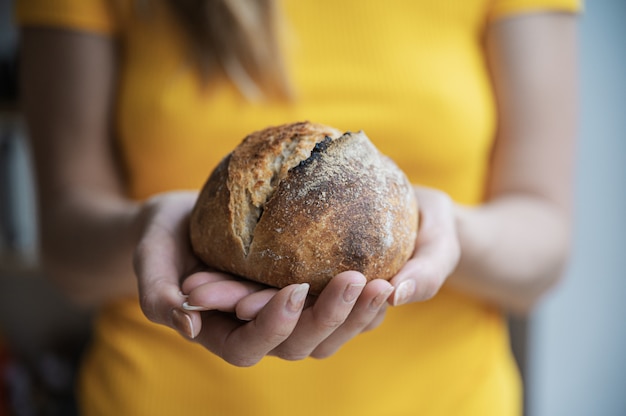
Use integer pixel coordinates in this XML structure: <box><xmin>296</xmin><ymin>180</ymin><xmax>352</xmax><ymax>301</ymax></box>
<box><xmin>227</xmin><ymin>121</ymin><xmax>342</xmax><ymax>254</ymax></box>
<box><xmin>190</xmin><ymin>121</ymin><xmax>418</xmax><ymax>293</ymax></box>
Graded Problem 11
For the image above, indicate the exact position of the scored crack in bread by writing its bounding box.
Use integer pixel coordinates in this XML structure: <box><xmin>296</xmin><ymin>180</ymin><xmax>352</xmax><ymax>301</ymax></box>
<box><xmin>190</xmin><ymin>121</ymin><xmax>419</xmax><ymax>293</ymax></box>
<box><xmin>227</xmin><ymin>122</ymin><xmax>342</xmax><ymax>254</ymax></box>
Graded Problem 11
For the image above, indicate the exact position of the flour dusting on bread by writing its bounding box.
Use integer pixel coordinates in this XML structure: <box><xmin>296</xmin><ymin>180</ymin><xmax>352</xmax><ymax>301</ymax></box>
<box><xmin>190</xmin><ymin>121</ymin><xmax>419</xmax><ymax>293</ymax></box>
<box><xmin>227</xmin><ymin>122</ymin><xmax>342</xmax><ymax>253</ymax></box>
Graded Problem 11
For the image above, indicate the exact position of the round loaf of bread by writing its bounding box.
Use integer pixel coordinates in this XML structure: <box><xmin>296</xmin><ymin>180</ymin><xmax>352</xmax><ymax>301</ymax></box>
<box><xmin>189</xmin><ymin>121</ymin><xmax>418</xmax><ymax>294</ymax></box>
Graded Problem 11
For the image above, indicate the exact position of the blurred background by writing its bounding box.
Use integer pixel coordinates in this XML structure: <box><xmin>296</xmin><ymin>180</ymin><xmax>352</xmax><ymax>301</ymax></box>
<box><xmin>1</xmin><ymin>1</ymin><xmax>93</xmax><ymax>414</ymax></box>
<box><xmin>0</xmin><ymin>1</ymin><xmax>624</xmax><ymax>415</ymax></box>
<box><xmin>526</xmin><ymin>1</ymin><xmax>626</xmax><ymax>415</ymax></box>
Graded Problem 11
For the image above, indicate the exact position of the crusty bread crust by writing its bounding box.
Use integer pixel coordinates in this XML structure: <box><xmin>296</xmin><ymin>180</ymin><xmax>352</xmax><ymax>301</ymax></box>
<box><xmin>190</xmin><ymin>121</ymin><xmax>418</xmax><ymax>293</ymax></box>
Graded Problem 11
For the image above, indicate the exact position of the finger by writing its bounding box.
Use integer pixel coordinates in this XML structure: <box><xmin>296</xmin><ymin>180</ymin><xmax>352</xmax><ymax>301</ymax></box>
<box><xmin>181</xmin><ymin>270</ymin><xmax>238</xmax><ymax>294</ymax></box>
<box><xmin>134</xmin><ymin>226</ymin><xmax>183</xmax><ymax>325</ymax></box>
<box><xmin>134</xmin><ymin>256</ymin><xmax>201</xmax><ymax>339</ymax></box>
<box><xmin>270</xmin><ymin>271</ymin><xmax>366</xmax><ymax>361</ymax></box>
<box><xmin>235</xmin><ymin>288</ymin><xmax>279</xmax><ymax>321</ymax></box>
<box><xmin>389</xmin><ymin>259</ymin><xmax>441</xmax><ymax>305</ymax></box>
<box><xmin>362</xmin><ymin>305</ymin><xmax>388</xmax><ymax>332</ymax></box>
<box><xmin>389</xmin><ymin>190</ymin><xmax>460</xmax><ymax>305</ymax></box>
<box><xmin>310</xmin><ymin>279</ymin><xmax>393</xmax><ymax>359</ymax></box>
<box><xmin>183</xmin><ymin>279</ymin><xmax>268</xmax><ymax>313</ymax></box>
<box><xmin>389</xmin><ymin>228</ymin><xmax>461</xmax><ymax>305</ymax></box>
<box><xmin>133</xmin><ymin>206</ymin><xmax>201</xmax><ymax>338</ymax></box>
<box><xmin>195</xmin><ymin>283</ymin><xmax>309</xmax><ymax>367</ymax></box>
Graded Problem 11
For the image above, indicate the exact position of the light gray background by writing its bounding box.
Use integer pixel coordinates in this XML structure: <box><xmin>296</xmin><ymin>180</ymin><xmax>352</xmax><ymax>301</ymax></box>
<box><xmin>527</xmin><ymin>1</ymin><xmax>626</xmax><ymax>415</ymax></box>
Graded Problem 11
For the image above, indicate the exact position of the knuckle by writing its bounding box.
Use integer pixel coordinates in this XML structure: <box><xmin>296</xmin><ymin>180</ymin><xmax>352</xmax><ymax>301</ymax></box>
<box><xmin>264</xmin><ymin>333</ymin><xmax>291</xmax><ymax>348</ymax></box>
<box><xmin>222</xmin><ymin>351</ymin><xmax>260</xmax><ymax>368</ymax></box>
<box><xmin>416</xmin><ymin>275</ymin><xmax>441</xmax><ymax>302</ymax></box>
<box><xmin>420</xmin><ymin>285</ymin><xmax>439</xmax><ymax>302</ymax></box>
<box><xmin>310</xmin><ymin>346</ymin><xmax>337</xmax><ymax>360</ymax></box>
<box><xmin>138</xmin><ymin>292</ymin><xmax>160</xmax><ymax>323</ymax></box>
<box><xmin>363</xmin><ymin>310</ymin><xmax>386</xmax><ymax>332</ymax></box>
<box><xmin>339</xmin><ymin>318</ymin><xmax>368</xmax><ymax>336</ymax></box>
<box><xmin>260</xmin><ymin>324</ymin><xmax>294</xmax><ymax>345</ymax></box>
<box><xmin>138</xmin><ymin>279</ymin><xmax>175</xmax><ymax>325</ymax></box>
<box><xmin>409</xmin><ymin>262</ymin><xmax>447</xmax><ymax>302</ymax></box>
<box><xmin>281</xmin><ymin>353</ymin><xmax>309</xmax><ymax>362</ymax></box>
<box><xmin>132</xmin><ymin>241</ymin><xmax>148</xmax><ymax>275</ymax></box>
<box><xmin>314</xmin><ymin>313</ymin><xmax>346</xmax><ymax>331</ymax></box>
<box><xmin>345</xmin><ymin>315</ymin><xmax>372</xmax><ymax>331</ymax></box>
<box><xmin>273</xmin><ymin>347</ymin><xmax>309</xmax><ymax>362</ymax></box>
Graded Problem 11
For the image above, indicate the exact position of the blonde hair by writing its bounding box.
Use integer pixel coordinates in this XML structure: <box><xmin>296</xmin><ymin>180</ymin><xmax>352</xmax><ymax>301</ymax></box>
<box><xmin>167</xmin><ymin>0</ymin><xmax>292</xmax><ymax>101</ymax></box>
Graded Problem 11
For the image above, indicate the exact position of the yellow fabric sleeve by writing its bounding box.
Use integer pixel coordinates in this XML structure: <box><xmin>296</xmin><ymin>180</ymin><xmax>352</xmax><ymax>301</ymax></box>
<box><xmin>489</xmin><ymin>0</ymin><xmax>582</xmax><ymax>21</ymax></box>
<box><xmin>14</xmin><ymin>0</ymin><xmax>118</xmax><ymax>34</ymax></box>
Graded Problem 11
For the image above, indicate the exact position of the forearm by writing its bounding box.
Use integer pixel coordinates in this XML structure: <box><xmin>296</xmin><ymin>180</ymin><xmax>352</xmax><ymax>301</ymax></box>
<box><xmin>39</xmin><ymin>189</ymin><xmax>143</xmax><ymax>307</ymax></box>
<box><xmin>448</xmin><ymin>195</ymin><xmax>571</xmax><ymax>314</ymax></box>
<box><xmin>448</xmin><ymin>13</ymin><xmax>579</xmax><ymax>314</ymax></box>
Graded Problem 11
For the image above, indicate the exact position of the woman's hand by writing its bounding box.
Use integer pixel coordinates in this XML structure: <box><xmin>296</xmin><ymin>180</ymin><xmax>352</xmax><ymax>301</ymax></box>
<box><xmin>133</xmin><ymin>191</ymin><xmax>205</xmax><ymax>338</ymax></box>
<box><xmin>133</xmin><ymin>190</ymin><xmax>394</xmax><ymax>366</ymax></box>
<box><xmin>134</xmin><ymin>186</ymin><xmax>461</xmax><ymax>367</ymax></box>
<box><xmin>388</xmin><ymin>186</ymin><xmax>461</xmax><ymax>306</ymax></box>
<box><xmin>179</xmin><ymin>186</ymin><xmax>461</xmax><ymax>365</ymax></box>
<box><xmin>182</xmin><ymin>271</ymin><xmax>392</xmax><ymax>366</ymax></box>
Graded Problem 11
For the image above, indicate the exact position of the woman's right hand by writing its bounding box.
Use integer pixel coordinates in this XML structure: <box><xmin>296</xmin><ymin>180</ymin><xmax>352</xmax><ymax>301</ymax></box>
<box><xmin>182</xmin><ymin>270</ymin><xmax>391</xmax><ymax>366</ymax></box>
<box><xmin>133</xmin><ymin>191</ymin><xmax>392</xmax><ymax>367</ymax></box>
<box><xmin>134</xmin><ymin>190</ymin><xmax>277</xmax><ymax>341</ymax></box>
<box><xmin>133</xmin><ymin>191</ymin><xmax>206</xmax><ymax>338</ymax></box>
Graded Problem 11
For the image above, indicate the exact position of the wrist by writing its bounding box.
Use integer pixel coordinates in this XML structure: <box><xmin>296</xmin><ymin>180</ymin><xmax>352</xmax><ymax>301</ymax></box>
<box><xmin>446</xmin><ymin>203</ymin><xmax>491</xmax><ymax>292</ymax></box>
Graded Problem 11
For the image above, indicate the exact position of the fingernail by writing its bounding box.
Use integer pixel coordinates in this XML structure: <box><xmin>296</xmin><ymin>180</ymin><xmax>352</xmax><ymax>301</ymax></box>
<box><xmin>182</xmin><ymin>302</ymin><xmax>208</xmax><ymax>311</ymax></box>
<box><xmin>172</xmin><ymin>309</ymin><xmax>196</xmax><ymax>339</ymax></box>
<box><xmin>393</xmin><ymin>280</ymin><xmax>416</xmax><ymax>306</ymax></box>
<box><xmin>370</xmin><ymin>286</ymin><xmax>394</xmax><ymax>310</ymax></box>
<box><xmin>287</xmin><ymin>283</ymin><xmax>309</xmax><ymax>313</ymax></box>
<box><xmin>343</xmin><ymin>282</ymin><xmax>365</xmax><ymax>303</ymax></box>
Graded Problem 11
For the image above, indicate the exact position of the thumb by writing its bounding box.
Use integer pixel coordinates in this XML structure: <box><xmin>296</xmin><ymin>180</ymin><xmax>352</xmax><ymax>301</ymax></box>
<box><xmin>388</xmin><ymin>188</ymin><xmax>461</xmax><ymax>306</ymax></box>
<box><xmin>388</xmin><ymin>258</ymin><xmax>446</xmax><ymax>306</ymax></box>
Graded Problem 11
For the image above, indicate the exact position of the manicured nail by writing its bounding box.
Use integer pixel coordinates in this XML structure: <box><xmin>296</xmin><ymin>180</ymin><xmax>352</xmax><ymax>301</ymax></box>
<box><xmin>287</xmin><ymin>283</ymin><xmax>309</xmax><ymax>313</ymax></box>
<box><xmin>393</xmin><ymin>280</ymin><xmax>416</xmax><ymax>306</ymax></box>
<box><xmin>172</xmin><ymin>309</ymin><xmax>196</xmax><ymax>339</ymax></box>
<box><xmin>182</xmin><ymin>302</ymin><xmax>208</xmax><ymax>311</ymax></box>
<box><xmin>370</xmin><ymin>286</ymin><xmax>394</xmax><ymax>310</ymax></box>
<box><xmin>343</xmin><ymin>282</ymin><xmax>365</xmax><ymax>303</ymax></box>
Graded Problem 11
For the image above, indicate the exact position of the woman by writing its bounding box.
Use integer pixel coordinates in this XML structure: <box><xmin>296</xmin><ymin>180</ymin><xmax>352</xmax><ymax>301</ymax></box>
<box><xmin>17</xmin><ymin>0</ymin><xmax>579</xmax><ymax>414</ymax></box>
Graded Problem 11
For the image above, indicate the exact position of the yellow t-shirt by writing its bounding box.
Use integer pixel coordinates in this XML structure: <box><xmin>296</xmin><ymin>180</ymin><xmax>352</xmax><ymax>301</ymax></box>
<box><xmin>17</xmin><ymin>1</ymin><xmax>580</xmax><ymax>415</ymax></box>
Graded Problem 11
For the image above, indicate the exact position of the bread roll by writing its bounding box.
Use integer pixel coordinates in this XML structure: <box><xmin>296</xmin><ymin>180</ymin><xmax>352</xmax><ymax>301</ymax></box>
<box><xmin>189</xmin><ymin>121</ymin><xmax>418</xmax><ymax>294</ymax></box>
